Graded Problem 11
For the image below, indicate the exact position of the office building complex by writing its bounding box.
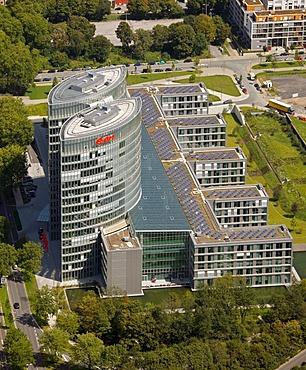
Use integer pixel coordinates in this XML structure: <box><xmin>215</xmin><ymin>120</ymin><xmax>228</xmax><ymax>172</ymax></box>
<box><xmin>229</xmin><ymin>0</ymin><xmax>306</xmax><ymax>49</ymax></box>
<box><xmin>48</xmin><ymin>69</ymin><xmax>293</xmax><ymax>295</ymax></box>
<box><xmin>48</xmin><ymin>66</ymin><xmax>127</xmax><ymax>241</ymax></box>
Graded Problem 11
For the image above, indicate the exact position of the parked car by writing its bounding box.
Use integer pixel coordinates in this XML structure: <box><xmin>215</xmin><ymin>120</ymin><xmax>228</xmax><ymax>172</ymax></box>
<box><xmin>223</xmin><ymin>99</ymin><xmax>233</xmax><ymax>104</ymax></box>
<box><xmin>148</xmin><ymin>61</ymin><xmax>155</xmax><ymax>65</ymax></box>
<box><xmin>242</xmin><ymin>88</ymin><xmax>248</xmax><ymax>94</ymax></box>
<box><xmin>134</xmin><ymin>62</ymin><xmax>141</xmax><ymax>67</ymax></box>
<box><xmin>184</xmin><ymin>58</ymin><xmax>192</xmax><ymax>63</ymax></box>
<box><xmin>48</xmin><ymin>69</ymin><xmax>56</xmax><ymax>73</ymax></box>
<box><xmin>13</xmin><ymin>302</ymin><xmax>20</xmax><ymax>309</ymax></box>
<box><xmin>165</xmin><ymin>68</ymin><xmax>172</xmax><ymax>71</ymax></box>
<box><xmin>154</xmin><ymin>69</ymin><xmax>163</xmax><ymax>72</ymax></box>
<box><xmin>280</xmin><ymin>52</ymin><xmax>289</xmax><ymax>56</ymax></box>
<box><xmin>157</xmin><ymin>60</ymin><xmax>165</xmax><ymax>65</ymax></box>
<box><xmin>34</xmin><ymin>78</ymin><xmax>42</xmax><ymax>82</ymax></box>
<box><xmin>42</xmin><ymin>77</ymin><xmax>52</xmax><ymax>82</ymax></box>
<box><xmin>72</xmin><ymin>67</ymin><xmax>81</xmax><ymax>71</ymax></box>
<box><xmin>58</xmin><ymin>68</ymin><xmax>66</xmax><ymax>72</ymax></box>
<box><xmin>124</xmin><ymin>63</ymin><xmax>130</xmax><ymax>67</ymax></box>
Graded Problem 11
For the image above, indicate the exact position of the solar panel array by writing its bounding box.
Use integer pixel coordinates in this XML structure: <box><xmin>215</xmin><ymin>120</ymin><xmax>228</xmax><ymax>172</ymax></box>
<box><xmin>185</xmin><ymin>150</ymin><xmax>238</xmax><ymax>161</ymax></box>
<box><xmin>228</xmin><ymin>227</ymin><xmax>278</xmax><ymax>240</ymax></box>
<box><xmin>166</xmin><ymin>163</ymin><xmax>222</xmax><ymax>238</ymax></box>
<box><xmin>159</xmin><ymin>85</ymin><xmax>201</xmax><ymax>95</ymax></box>
<box><xmin>206</xmin><ymin>187</ymin><xmax>260</xmax><ymax>199</ymax></box>
<box><xmin>168</xmin><ymin>116</ymin><xmax>220</xmax><ymax>126</ymax></box>
<box><xmin>128</xmin><ymin>87</ymin><xmax>288</xmax><ymax>243</ymax></box>
<box><xmin>150</xmin><ymin>128</ymin><xmax>177</xmax><ymax>161</ymax></box>
<box><xmin>131</xmin><ymin>89</ymin><xmax>161</xmax><ymax>129</ymax></box>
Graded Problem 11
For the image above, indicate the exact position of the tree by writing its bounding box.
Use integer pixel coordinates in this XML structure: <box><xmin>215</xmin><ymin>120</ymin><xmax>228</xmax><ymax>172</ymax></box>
<box><xmin>127</xmin><ymin>0</ymin><xmax>149</xmax><ymax>20</ymax></box>
<box><xmin>56</xmin><ymin>309</ymin><xmax>79</xmax><ymax>337</ymax></box>
<box><xmin>168</xmin><ymin>23</ymin><xmax>195</xmax><ymax>59</ymax></box>
<box><xmin>4</xmin><ymin>327</ymin><xmax>34</xmax><ymax>369</ymax></box>
<box><xmin>49</xmin><ymin>51</ymin><xmax>69</xmax><ymax>68</ymax></box>
<box><xmin>213</xmin><ymin>15</ymin><xmax>231</xmax><ymax>45</ymax></box>
<box><xmin>32</xmin><ymin>285</ymin><xmax>58</xmax><ymax>326</ymax></box>
<box><xmin>193</xmin><ymin>33</ymin><xmax>208</xmax><ymax>56</ymax></box>
<box><xmin>194</xmin><ymin>14</ymin><xmax>216</xmax><ymax>43</ymax></box>
<box><xmin>89</xmin><ymin>35</ymin><xmax>112</xmax><ymax>63</ymax></box>
<box><xmin>39</xmin><ymin>327</ymin><xmax>70</xmax><ymax>363</ymax></box>
<box><xmin>0</xmin><ymin>7</ymin><xmax>24</xmax><ymax>43</ymax></box>
<box><xmin>186</xmin><ymin>0</ymin><xmax>216</xmax><ymax>15</ymax></box>
<box><xmin>0</xmin><ymin>216</ymin><xmax>10</xmax><ymax>242</ymax></box>
<box><xmin>17</xmin><ymin>12</ymin><xmax>51</xmax><ymax>51</ymax></box>
<box><xmin>17</xmin><ymin>241</ymin><xmax>43</xmax><ymax>274</ymax></box>
<box><xmin>116</xmin><ymin>22</ymin><xmax>133</xmax><ymax>53</ymax></box>
<box><xmin>0</xmin><ymin>32</ymin><xmax>39</xmax><ymax>95</ymax></box>
<box><xmin>0</xmin><ymin>145</ymin><xmax>28</xmax><ymax>192</ymax></box>
<box><xmin>76</xmin><ymin>293</ymin><xmax>111</xmax><ymax>337</ymax></box>
<box><xmin>152</xmin><ymin>25</ymin><xmax>169</xmax><ymax>52</ymax></box>
<box><xmin>132</xmin><ymin>29</ymin><xmax>153</xmax><ymax>59</ymax></box>
<box><xmin>72</xmin><ymin>333</ymin><xmax>104</xmax><ymax>369</ymax></box>
<box><xmin>0</xmin><ymin>242</ymin><xmax>17</xmax><ymax>278</ymax></box>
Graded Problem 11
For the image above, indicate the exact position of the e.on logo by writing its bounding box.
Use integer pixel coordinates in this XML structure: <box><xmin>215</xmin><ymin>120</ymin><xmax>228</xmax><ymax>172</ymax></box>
<box><xmin>96</xmin><ymin>134</ymin><xmax>115</xmax><ymax>145</ymax></box>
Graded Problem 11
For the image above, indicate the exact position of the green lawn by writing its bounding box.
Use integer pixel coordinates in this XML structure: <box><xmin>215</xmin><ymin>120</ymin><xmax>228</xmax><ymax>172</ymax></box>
<box><xmin>293</xmin><ymin>252</ymin><xmax>306</xmax><ymax>279</ymax></box>
<box><xmin>0</xmin><ymin>285</ymin><xmax>14</xmax><ymax>329</ymax></box>
<box><xmin>224</xmin><ymin>111</ymin><xmax>306</xmax><ymax>243</ymax></box>
<box><xmin>176</xmin><ymin>75</ymin><xmax>240</xmax><ymax>96</ymax></box>
<box><xmin>252</xmin><ymin>61</ymin><xmax>305</xmax><ymax>69</ymax></box>
<box><xmin>24</xmin><ymin>275</ymin><xmax>39</xmax><ymax>305</ymax></box>
<box><xmin>26</xmin><ymin>85</ymin><xmax>52</xmax><ymax>99</ymax></box>
<box><xmin>66</xmin><ymin>287</ymin><xmax>99</xmax><ymax>311</ymax></box>
<box><xmin>253</xmin><ymin>286</ymin><xmax>286</xmax><ymax>305</ymax></box>
<box><xmin>25</xmin><ymin>103</ymin><xmax>48</xmax><ymax>116</ymax></box>
<box><xmin>127</xmin><ymin>71</ymin><xmax>194</xmax><ymax>85</ymax></box>
<box><xmin>130</xmin><ymin>287</ymin><xmax>190</xmax><ymax>305</ymax></box>
<box><xmin>291</xmin><ymin>117</ymin><xmax>306</xmax><ymax>142</ymax></box>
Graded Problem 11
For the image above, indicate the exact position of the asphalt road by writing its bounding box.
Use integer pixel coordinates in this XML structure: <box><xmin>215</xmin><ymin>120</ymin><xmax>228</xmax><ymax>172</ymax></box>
<box><xmin>276</xmin><ymin>348</ymin><xmax>306</xmax><ymax>370</ymax></box>
<box><xmin>7</xmin><ymin>273</ymin><xmax>45</xmax><ymax>370</ymax></box>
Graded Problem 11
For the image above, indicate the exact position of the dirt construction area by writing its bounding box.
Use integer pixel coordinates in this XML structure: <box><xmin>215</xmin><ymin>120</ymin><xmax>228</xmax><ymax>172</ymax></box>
<box><xmin>271</xmin><ymin>74</ymin><xmax>306</xmax><ymax>114</ymax></box>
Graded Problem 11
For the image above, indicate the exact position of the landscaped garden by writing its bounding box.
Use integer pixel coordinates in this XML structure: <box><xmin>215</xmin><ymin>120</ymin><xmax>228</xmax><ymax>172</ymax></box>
<box><xmin>224</xmin><ymin>111</ymin><xmax>306</xmax><ymax>243</ymax></box>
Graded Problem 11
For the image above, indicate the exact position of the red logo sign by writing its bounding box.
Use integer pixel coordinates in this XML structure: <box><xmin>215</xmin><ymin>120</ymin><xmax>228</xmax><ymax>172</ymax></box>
<box><xmin>96</xmin><ymin>134</ymin><xmax>115</xmax><ymax>145</ymax></box>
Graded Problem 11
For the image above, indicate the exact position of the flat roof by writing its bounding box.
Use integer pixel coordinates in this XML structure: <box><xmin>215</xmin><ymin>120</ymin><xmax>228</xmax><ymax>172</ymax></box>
<box><xmin>202</xmin><ymin>184</ymin><xmax>267</xmax><ymax>200</ymax></box>
<box><xmin>104</xmin><ymin>227</ymin><xmax>141</xmax><ymax>251</ymax></box>
<box><xmin>185</xmin><ymin>148</ymin><xmax>245</xmax><ymax>161</ymax></box>
<box><xmin>60</xmin><ymin>98</ymin><xmax>141</xmax><ymax>140</ymax></box>
<box><xmin>48</xmin><ymin>66</ymin><xmax>126</xmax><ymax>105</ymax></box>
<box><xmin>158</xmin><ymin>84</ymin><xmax>204</xmax><ymax>95</ymax></box>
<box><xmin>167</xmin><ymin>115</ymin><xmax>225</xmax><ymax>126</ymax></box>
<box><xmin>254</xmin><ymin>9</ymin><xmax>306</xmax><ymax>16</ymax></box>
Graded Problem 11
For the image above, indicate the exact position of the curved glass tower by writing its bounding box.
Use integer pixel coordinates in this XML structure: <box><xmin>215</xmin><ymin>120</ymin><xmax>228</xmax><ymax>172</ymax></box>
<box><xmin>59</xmin><ymin>99</ymin><xmax>142</xmax><ymax>280</ymax></box>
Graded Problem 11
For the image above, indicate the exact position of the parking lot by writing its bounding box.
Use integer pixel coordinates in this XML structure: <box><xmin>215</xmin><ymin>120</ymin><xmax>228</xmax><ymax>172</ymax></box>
<box><xmin>92</xmin><ymin>18</ymin><xmax>183</xmax><ymax>46</ymax></box>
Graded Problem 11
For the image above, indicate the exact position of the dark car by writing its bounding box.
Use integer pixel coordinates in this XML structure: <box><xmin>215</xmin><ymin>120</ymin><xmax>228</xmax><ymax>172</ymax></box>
<box><xmin>223</xmin><ymin>99</ymin><xmax>233</xmax><ymax>104</ymax></box>
<box><xmin>124</xmin><ymin>63</ymin><xmax>130</xmax><ymax>67</ymax></box>
<box><xmin>134</xmin><ymin>62</ymin><xmax>141</xmax><ymax>67</ymax></box>
<box><xmin>142</xmin><ymin>68</ymin><xmax>148</xmax><ymax>73</ymax></box>
<box><xmin>280</xmin><ymin>52</ymin><xmax>289</xmax><ymax>56</ymax></box>
<box><xmin>42</xmin><ymin>77</ymin><xmax>52</xmax><ymax>82</ymax></box>
<box><xmin>34</xmin><ymin>78</ymin><xmax>42</xmax><ymax>82</ymax></box>
<box><xmin>72</xmin><ymin>67</ymin><xmax>81</xmax><ymax>71</ymax></box>
<box><xmin>48</xmin><ymin>69</ymin><xmax>56</xmax><ymax>73</ymax></box>
<box><xmin>13</xmin><ymin>302</ymin><xmax>20</xmax><ymax>309</ymax></box>
<box><xmin>149</xmin><ymin>61</ymin><xmax>155</xmax><ymax>65</ymax></box>
<box><xmin>184</xmin><ymin>58</ymin><xmax>192</xmax><ymax>63</ymax></box>
<box><xmin>58</xmin><ymin>68</ymin><xmax>66</xmax><ymax>72</ymax></box>
<box><xmin>154</xmin><ymin>69</ymin><xmax>163</xmax><ymax>72</ymax></box>
<box><xmin>165</xmin><ymin>68</ymin><xmax>172</xmax><ymax>71</ymax></box>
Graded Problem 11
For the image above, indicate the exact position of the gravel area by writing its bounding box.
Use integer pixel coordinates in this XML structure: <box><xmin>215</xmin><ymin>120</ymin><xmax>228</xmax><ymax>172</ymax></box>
<box><xmin>92</xmin><ymin>18</ymin><xmax>183</xmax><ymax>46</ymax></box>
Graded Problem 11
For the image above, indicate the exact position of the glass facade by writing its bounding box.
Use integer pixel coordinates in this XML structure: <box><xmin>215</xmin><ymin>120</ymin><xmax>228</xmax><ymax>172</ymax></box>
<box><xmin>137</xmin><ymin>231</ymin><xmax>190</xmax><ymax>280</ymax></box>
<box><xmin>60</xmin><ymin>102</ymin><xmax>142</xmax><ymax>281</ymax></box>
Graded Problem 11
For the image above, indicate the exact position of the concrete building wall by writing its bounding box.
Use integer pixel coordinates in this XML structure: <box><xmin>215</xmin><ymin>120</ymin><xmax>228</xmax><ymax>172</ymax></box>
<box><xmin>107</xmin><ymin>248</ymin><xmax>143</xmax><ymax>296</ymax></box>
